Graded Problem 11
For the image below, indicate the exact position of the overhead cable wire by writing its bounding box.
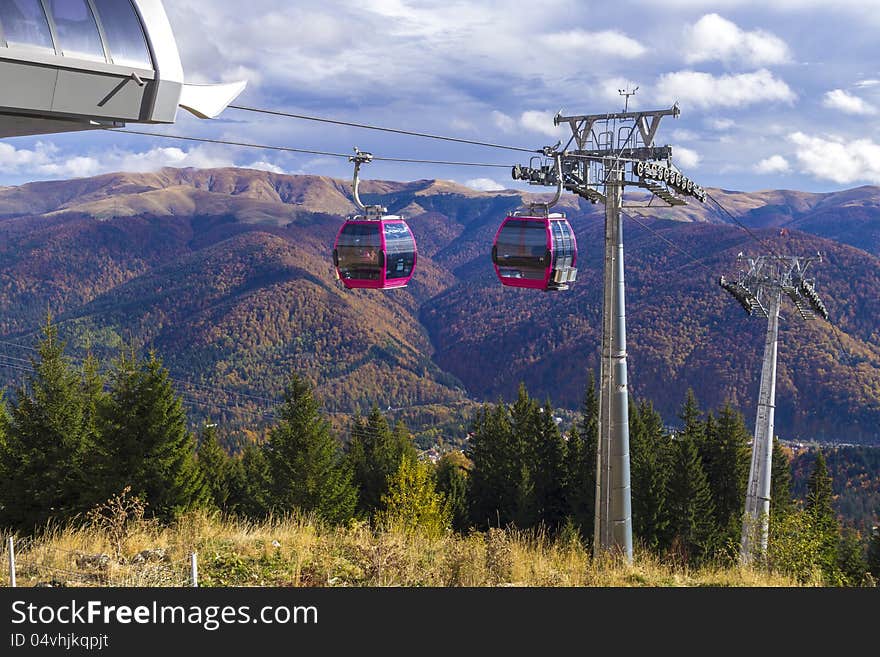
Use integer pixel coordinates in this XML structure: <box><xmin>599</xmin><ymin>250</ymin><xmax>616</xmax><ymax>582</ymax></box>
<box><xmin>704</xmin><ymin>190</ymin><xmax>789</xmax><ymax>263</ymax></box>
<box><xmin>620</xmin><ymin>209</ymin><xmax>716</xmax><ymax>275</ymax></box>
<box><xmin>107</xmin><ymin>128</ymin><xmax>512</xmax><ymax>169</ymax></box>
<box><xmin>227</xmin><ymin>104</ymin><xmax>540</xmax><ymax>154</ymax></box>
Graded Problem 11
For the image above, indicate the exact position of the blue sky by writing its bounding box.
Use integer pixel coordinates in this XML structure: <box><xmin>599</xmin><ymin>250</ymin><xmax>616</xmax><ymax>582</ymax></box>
<box><xmin>2</xmin><ymin>0</ymin><xmax>880</xmax><ymax>193</ymax></box>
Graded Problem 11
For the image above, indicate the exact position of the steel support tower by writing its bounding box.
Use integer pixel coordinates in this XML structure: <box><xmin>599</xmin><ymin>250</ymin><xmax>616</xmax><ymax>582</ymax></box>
<box><xmin>513</xmin><ymin>92</ymin><xmax>706</xmax><ymax>562</ymax></box>
<box><xmin>719</xmin><ymin>254</ymin><xmax>830</xmax><ymax>564</ymax></box>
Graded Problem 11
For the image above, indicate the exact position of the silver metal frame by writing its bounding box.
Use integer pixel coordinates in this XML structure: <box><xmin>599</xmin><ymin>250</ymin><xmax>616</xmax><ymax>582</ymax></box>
<box><xmin>720</xmin><ymin>253</ymin><xmax>830</xmax><ymax>564</ymax></box>
<box><xmin>349</xmin><ymin>148</ymin><xmax>388</xmax><ymax>219</ymax></box>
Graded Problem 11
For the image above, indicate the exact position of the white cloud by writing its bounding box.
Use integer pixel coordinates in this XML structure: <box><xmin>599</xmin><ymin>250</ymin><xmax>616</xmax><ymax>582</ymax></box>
<box><xmin>465</xmin><ymin>178</ymin><xmax>505</xmax><ymax>192</ymax></box>
<box><xmin>789</xmin><ymin>132</ymin><xmax>880</xmax><ymax>184</ymax></box>
<box><xmin>450</xmin><ymin>118</ymin><xmax>476</xmax><ymax>132</ymax></box>
<box><xmin>855</xmin><ymin>79</ymin><xmax>880</xmax><ymax>88</ymax></box>
<box><xmin>540</xmin><ymin>29</ymin><xmax>646</xmax><ymax>58</ymax></box>
<box><xmin>0</xmin><ymin>141</ymin><xmax>241</xmax><ymax>181</ymax></box>
<box><xmin>822</xmin><ymin>89</ymin><xmax>877</xmax><ymax>115</ymax></box>
<box><xmin>673</xmin><ymin>146</ymin><xmax>701</xmax><ymax>169</ymax></box>
<box><xmin>684</xmin><ymin>14</ymin><xmax>791</xmax><ymax>67</ymax></box>
<box><xmin>520</xmin><ymin>111</ymin><xmax>565</xmax><ymax>138</ymax></box>
<box><xmin>671</xmin><ymin>129</ymin><xmax>699</xmax><ymax>141</ymax></box>
<box><xmin>492</xmin><ymin>111</ymin><xmax>517</xmax><ymax>133</ymax></box>
<box><xmin>246</xmin><ymin>161</ymin><xmax>286</xmax><ymax>174</ymax></box>
<box><xmin>706</xmin><ymin>118</ymin><xmax>736</xmax><ymax>131</ymax></box>
<box><xmin>656</xmin><ymin>69</ymin><xmax>796</xmax><ymax>109</ymax></box>
<box><xmin>110</xmin><ymin>146</ymin><xmax>234</xmax><ymax>172</ymax></box>
<box><xmin>0</xmin><ymin>142</ymin><xmax>99</xmax><ymax>179</ymax></box>
<box><xmin>754</xmin><ymin>155</ymin><xmax>791</xmax><ymax>174</ymax></box>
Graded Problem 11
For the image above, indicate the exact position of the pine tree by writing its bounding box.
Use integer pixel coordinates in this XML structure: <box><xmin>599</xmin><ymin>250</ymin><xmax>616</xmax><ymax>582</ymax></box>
<box><xmin>679</xmin><ymin>388</ymin><xmax>705</xmax><ymax>444</ymax></box>
<box><xmin>197</xmin><ymin>424</ymin><xmax>231</xmax><ymax>511</ymax></box>
<box><xmin>529</xmin><ymin>401</ymin><xmax>568</xmax><ymax>532</ymax></box>
<box><xmin>630</xmin><ymin>399</ymin><xmax>672</xmax><ymax>552</ymax></box>
<box><xmin>98</xmin><ymin>351</ymin><xmax>207</xmax><ymax>522</ymax></box>
<box><xmin>467</xmin><ymin>402</ymin><xmax>518</xmax><ymax>528</ymax></box>
<box><xmin>770</xmin><ymin>438</ymin><xmax>793</xmax><ymax>518</ymax></box>
<box><xmin>566</xmin><ymin>373</ymin><xmax>598</xmax><ymax>543</ymax></box>
<box><xmin>702</xmin><ymin>404</ymin><xmax>750</xmax><ymax>551</ymax></box>
<box><xmin>377</xmin><ymin>456</ymin><xmax>450</xmax><ymax>537</ymax></box>
<box><xmin>0</xmin><ymin>322</ymin><xmax>92</xmax><ymax>530</ymax></box>
<box><xmin>666</xmin><ymin>435</ymin><xmax>717</xmax><ymax>566</ymax></box>
<box><xmin>434</xmin><ymin>451</ymin><xmax>470</xmax><ymax>531</ymax></box>
<box><xmin>836</xmin><ymin>527</ymin><xmax>868</xmax><ymax>587</ymax></box>
<box><xmin>507</xmin><ymin>384</ymin><xmax>539</xmax><ymax>528</ymax></box>
<box><xmin>805</xmin><ymin>450</ymin><xmax>841</xmax><ymax>584</ymax></box>
<box><xmin>867</xmin><ymin>524</ymin><xmax>880</xmax><ymax>582</ymax></box>
<box><xmin>0</xmin><ymin>394</ymin><xmax>8</xmax><ymax>523</ymax></box>
<box><xmin>226</xmin><ymin>442</ymin><xmax>272</xmax><ymax>519</ymax></box>
<box><xmin>266</xmin><ymin>375</ymin><xmax>356</xmax><ymax>524</ymax></box>
<box><xmin>347</xmin><ymin>408</ymin><xmax>417</xmax><ymax>517</ymax></box>
<box><xmin>72</xmin><ymin>353</ymin><xmax>108</xmax><ymax>513</ymax></box>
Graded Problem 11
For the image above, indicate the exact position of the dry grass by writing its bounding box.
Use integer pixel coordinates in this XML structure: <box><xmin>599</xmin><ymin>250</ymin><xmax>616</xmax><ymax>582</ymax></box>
<box><xmin>1</xmin><ymin>511</ymin><xmax>803</xmax><ymax>588</ymax></box>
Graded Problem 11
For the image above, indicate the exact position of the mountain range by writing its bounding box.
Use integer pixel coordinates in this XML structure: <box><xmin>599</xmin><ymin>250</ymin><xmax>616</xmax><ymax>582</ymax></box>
<box><xmin>0</xmin><ymin>167</ymin><xmax>878</xmax><ymax>444</ymax></box>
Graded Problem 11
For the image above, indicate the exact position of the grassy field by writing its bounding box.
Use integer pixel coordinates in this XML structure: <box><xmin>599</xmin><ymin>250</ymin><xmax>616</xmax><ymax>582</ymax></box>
<box><xmin>0</xmin><ymin>512</ymin><xmax>809</xmax><ymax>588</ymax></box>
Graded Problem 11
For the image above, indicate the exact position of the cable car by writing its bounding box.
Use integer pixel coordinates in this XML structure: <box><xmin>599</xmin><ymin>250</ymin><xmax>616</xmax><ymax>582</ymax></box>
<box><xmin>491</xmin><ymin>154</ymin><xmax>577</xmax><ymax>291</ymax></box>
<box><xmin>0</xmin><ymin>0</ymin><xmax>246</xmax><ymax>138</ymax></box>
<box><xmin>333</xmin><ymin>149</ymin><xmax>417</xmax><ymax>290</ymax></box>
<box><xmin>492</xmin><ymin>213</ymin><xmax>578</xmax><ymax>291</ymax></box>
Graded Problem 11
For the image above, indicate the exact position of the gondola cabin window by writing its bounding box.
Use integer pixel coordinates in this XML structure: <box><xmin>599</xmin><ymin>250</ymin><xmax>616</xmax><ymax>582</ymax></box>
<box><xmin>46</xmin><ymin>0</ymin><xmax>106</xmax><ymax>61</ymax></box>
<box><xmin>494</xmin><ymin>218</ymin><xmax>549</xmax><ymax>280</ymax></box>
<box><xmin>383</xmin><ymin>221</ymin><xmax>415</xmax><ymax>280</ymax></box>
<box><xmin>92</xmin><ymin>0</ymin><xmax>151</xmax><ymax>69</ymax></box>
<box><xmin>336</xmin><ymin>222</ymin><xmax>383</xmax><ymax>282</ymax></box>
<box><xmin>0</xmin><ymin>0</ymin><xmax>55</xmax><ymax>51</ymax></box>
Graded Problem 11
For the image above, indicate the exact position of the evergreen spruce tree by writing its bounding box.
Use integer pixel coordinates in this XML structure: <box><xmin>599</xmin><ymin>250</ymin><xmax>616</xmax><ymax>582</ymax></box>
<box><xmin>434</xmin><ymin>451</ymin><xmax>470</xmax><ymax>531</ymax></box>
<box><xmin>377</xmin><ymin>456</ymin><xmax>450</xmax><ymax>537</ymax></box>
<box><xmin>565</xmin><ymin>373</ymin><xmax>598</xmax><ymax>543</ymax></box>
<box><xmin>679</xmin><ymin>388</ymin><xmax>706</xmax><ymax>444</ymax></box>
<box><xmin>867</xmin><ymin>523</ymin><xmax>880</xmax><ymax>582</ymax></box>
<box><xmin>508</xmin><ymin>384</ymin><xmax>539</xmax><ymax>528</ymax></box>
<box><xmin>702</xmin><ymin>404</ymin><xmax>751</xmax><ymax>551</ymax></box>
<box><xmin>666</xmin><ymin>435</ymin><xmax>717</xmax><ymax>566</ymax></box>
<box><xmin>770</xmin><ymin>438</ymin><xmax>793</xmax><ymax>518</ymax></box>
<box><xmin>0</xmin><ymin>322</ymin><xmax>92</xmax><ymax>530</ymax></box>
<box><xmin>226</xmin><ymin>443</ymin><xmax>272</xmax><ymax>519</ymax></box>
<box><xmin>836</xmin><ymin>527</ymin><xmax>868</xmax><ymax>587</ymax></box>
<box><xmin>99</xmin><ymin>350</ymin><xmax>207</xmax><ymax>522</ymax></box>
<box><xmin>0</xmin><ymin>394</ymin><xmax>8</xmax><ymax>522</ymax></box>
<box><xmin>197</xmin><ymin>424</ymin><xmax>231</xmax><ymax>512</ymax></box>
<box><xmin>347</xmin><ymin>408</ymin><xmax>417</xmax><ymax>517</ymax></box>
<box><xmin>78</xmin><ymin>354</ymin><xmax>109</xmax><ymax>511</ymax></box>
<box><xmin>630</xmin><ymin>399</ymin><xmax>672</xmax><ymax>552</ymax></box>
<box><xmin>266</xmin><ymin>375</ymin><xmax>356</xmax><ymax>524</ymax></box>
<box><xmin>529</xmin><ymin>401</ymin><xmax>568</xmax><ymax>532</ymax></box>
<box><xmin>466</xmin><ymin>402</ymin><xmax>518</xmax><ymax>528</ymax></box>
<box><xmin>805</xmin><ymin>450</ymin><xmax>841</xmax><ymax>584</ymax></box>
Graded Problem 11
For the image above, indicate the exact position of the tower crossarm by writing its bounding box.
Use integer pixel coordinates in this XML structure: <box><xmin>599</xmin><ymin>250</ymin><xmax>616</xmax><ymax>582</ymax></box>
<box><xmin>721</xmin><ymin>254</ymin><xmax>831</xmax><ymax>324</ymax></box>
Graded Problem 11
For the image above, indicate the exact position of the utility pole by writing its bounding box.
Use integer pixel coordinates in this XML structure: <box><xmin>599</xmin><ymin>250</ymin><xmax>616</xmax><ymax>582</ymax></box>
<box><xmin>512</xmin><ymin>91</ymin><xmax>706</xmax><ymax>562</ymax></box>
<box><xmin>719</xmin><ymin>254</ymin><xmax>829</xmax><ymax>564</ymax></box>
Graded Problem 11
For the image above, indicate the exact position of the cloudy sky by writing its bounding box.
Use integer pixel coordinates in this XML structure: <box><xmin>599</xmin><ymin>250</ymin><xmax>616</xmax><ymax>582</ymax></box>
<box><xmin>2</xmin><ymin>0</ymin><xmax>880</xmax><ymax>193</ymax></box>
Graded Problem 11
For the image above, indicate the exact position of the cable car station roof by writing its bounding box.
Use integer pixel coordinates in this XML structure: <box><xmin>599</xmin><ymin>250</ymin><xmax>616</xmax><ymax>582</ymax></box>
<box><xmin>0</xmin><ymin>0</ymin><xmax>245</xmax><ymax>138</ymax></box>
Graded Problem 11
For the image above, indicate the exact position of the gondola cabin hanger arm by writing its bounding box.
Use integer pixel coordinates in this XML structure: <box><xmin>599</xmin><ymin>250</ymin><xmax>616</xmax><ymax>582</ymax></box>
<box><xmin>332</xmin><ymin>148</ymin><xmax>418</xmax><ymax>290</ymax></box>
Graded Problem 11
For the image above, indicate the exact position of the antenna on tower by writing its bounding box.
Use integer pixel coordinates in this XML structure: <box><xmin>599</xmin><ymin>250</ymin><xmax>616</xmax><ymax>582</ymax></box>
<box><xmin>719</xmin><ymin>254</ymin><xmax>831</xmax><ymax>564</ymax></box>
<box><xmin>619</xmin><ymin>85</ymin><xmax>639</xmax><ymax>112</ymax></box>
